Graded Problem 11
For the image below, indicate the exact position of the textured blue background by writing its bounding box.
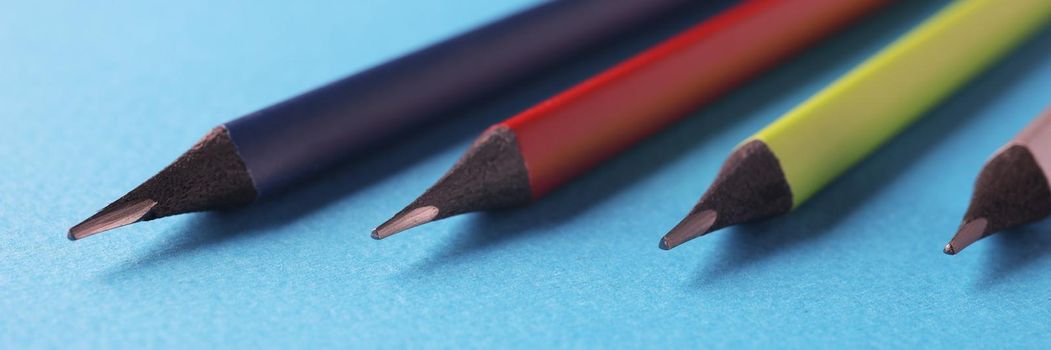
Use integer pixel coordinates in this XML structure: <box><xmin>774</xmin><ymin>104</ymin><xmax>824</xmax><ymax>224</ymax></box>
<box><xmin>4</xmin><ymin>0</ymin><xmax>1051</xmax><ymax>348</ymax></box>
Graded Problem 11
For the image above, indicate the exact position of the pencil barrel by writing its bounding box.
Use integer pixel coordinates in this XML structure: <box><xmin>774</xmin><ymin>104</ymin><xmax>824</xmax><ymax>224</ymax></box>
<box><xmin>223</xmin><ymin>0</ymin><xmax>695</xmax><ymax>196</ymax></box>
<box><xmin>753</xmin><ymin>0</ymin><xmax>1051</xmax><ymax>207</ymax></box>
<box><xmin>504</xmin><ymin>0</ymin><xmax>888</xmax><ymax>197</ymax></box>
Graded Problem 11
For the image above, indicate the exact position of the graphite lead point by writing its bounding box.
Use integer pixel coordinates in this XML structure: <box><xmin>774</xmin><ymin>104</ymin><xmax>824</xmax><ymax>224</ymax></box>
<box><xmin>659</xmin><ymin>210</ymin><xmax>718</xmax><ymax>250</ymax></box>
<box><xmin>943</xmin><ymin>218</ymin><xmax>988</xmax><ymax>256</ymax></box>
<box><xmin>372</xmin><ymin>206</ymin><xmax>440</xmax><ymax>240</ymax></box>
<box><xmin>68</xmin><ymin>199</ymin><xmax>159</xmax><ymax>240</ymax></box>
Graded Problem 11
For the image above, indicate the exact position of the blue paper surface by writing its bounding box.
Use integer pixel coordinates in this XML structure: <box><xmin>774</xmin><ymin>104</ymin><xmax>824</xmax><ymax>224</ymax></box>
<box><xmin>3</xmin><ymin>1</ymin><xmax>1051</xmax><ymax>348</ymax></box>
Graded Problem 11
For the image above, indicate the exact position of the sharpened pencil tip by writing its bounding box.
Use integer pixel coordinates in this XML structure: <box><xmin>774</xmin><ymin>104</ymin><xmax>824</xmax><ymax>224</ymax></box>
<box><xmin>68</xmin><ymin>199</ymin><xmax>158</xmax><ymax>241</ymax></box>
<box><xmin>659</xmin><ymin>210</ymin><xmax>717</xmax><ymax>250</ymax></box>
<box><xmin>944</xmin><ymin>217</ymin><xmax>988</xmax><ymax>256</ymax></box>
<box><xmin>372</xmin><ymin>206</ymin><xmax>440</xmax><ymax>240</ymax></box>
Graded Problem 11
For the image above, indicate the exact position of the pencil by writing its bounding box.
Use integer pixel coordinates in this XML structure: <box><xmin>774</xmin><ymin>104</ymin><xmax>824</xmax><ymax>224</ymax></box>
<box><xmin>943</xmin><ymin>107</ymin><xmax>1051</xmax><ymax>255</ymax></box>
<box><xmin>372</xmin><ymin>0</ymin><xmax>889</xmax><ymax>239</ymax></box>
<box><xmin>67</xmin><ymin>0</ymin><xmax>696</xmax><ymax>240</ymax></box>
<box><xmin>659</xmin><ymin>0</ymin><xmax>1051</xmax><ymax>250</ymax></box>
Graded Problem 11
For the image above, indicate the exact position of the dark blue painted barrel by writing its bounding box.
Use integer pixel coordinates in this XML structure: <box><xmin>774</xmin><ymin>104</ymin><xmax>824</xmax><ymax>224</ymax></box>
<box><xmin>224</xmin><ymin>0</ymin><xmax>693</xmax><ymax>197</ymax></box>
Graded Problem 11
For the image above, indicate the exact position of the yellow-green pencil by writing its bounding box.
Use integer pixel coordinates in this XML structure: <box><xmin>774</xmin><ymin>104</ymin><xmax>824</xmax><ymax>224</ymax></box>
<box><xmin>659</xmin><ymin>0</ymin><xmax>1051</xmax><ymax>250</ymax></box>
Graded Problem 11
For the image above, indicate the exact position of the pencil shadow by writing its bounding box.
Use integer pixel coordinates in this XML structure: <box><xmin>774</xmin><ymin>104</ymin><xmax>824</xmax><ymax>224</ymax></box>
<box><xmin>101</xmin><ymin>1</ymin><xmax>739</xmax><ymax>275</ymax></box>
<box><xmin>693</xmin><ymin>25</ymin><xmax>1051</xmax><ymax>287</ymax></box>
<box><xmin>400</xmin><ymin>0</ymin><xmax>957</xmax><ymax>275</ymax></box>
<box><xmin>976</xmin><ymin>220</ymin><xmax>1051</xmax><ymax>290</ymax></box>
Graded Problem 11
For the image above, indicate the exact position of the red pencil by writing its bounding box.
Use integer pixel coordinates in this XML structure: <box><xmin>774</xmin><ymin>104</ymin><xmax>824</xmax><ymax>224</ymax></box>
<box><xmin>373</xmin><ymin>0</ymin><xmax>889</xmax><ymax>239</ymax></box>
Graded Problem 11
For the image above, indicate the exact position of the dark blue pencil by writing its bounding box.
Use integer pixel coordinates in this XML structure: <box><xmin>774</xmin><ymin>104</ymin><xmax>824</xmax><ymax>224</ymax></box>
<box><xmin>69</xmin><ymin>0</ymin><xmax>694</xmax><ymax>240</ymax></box>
